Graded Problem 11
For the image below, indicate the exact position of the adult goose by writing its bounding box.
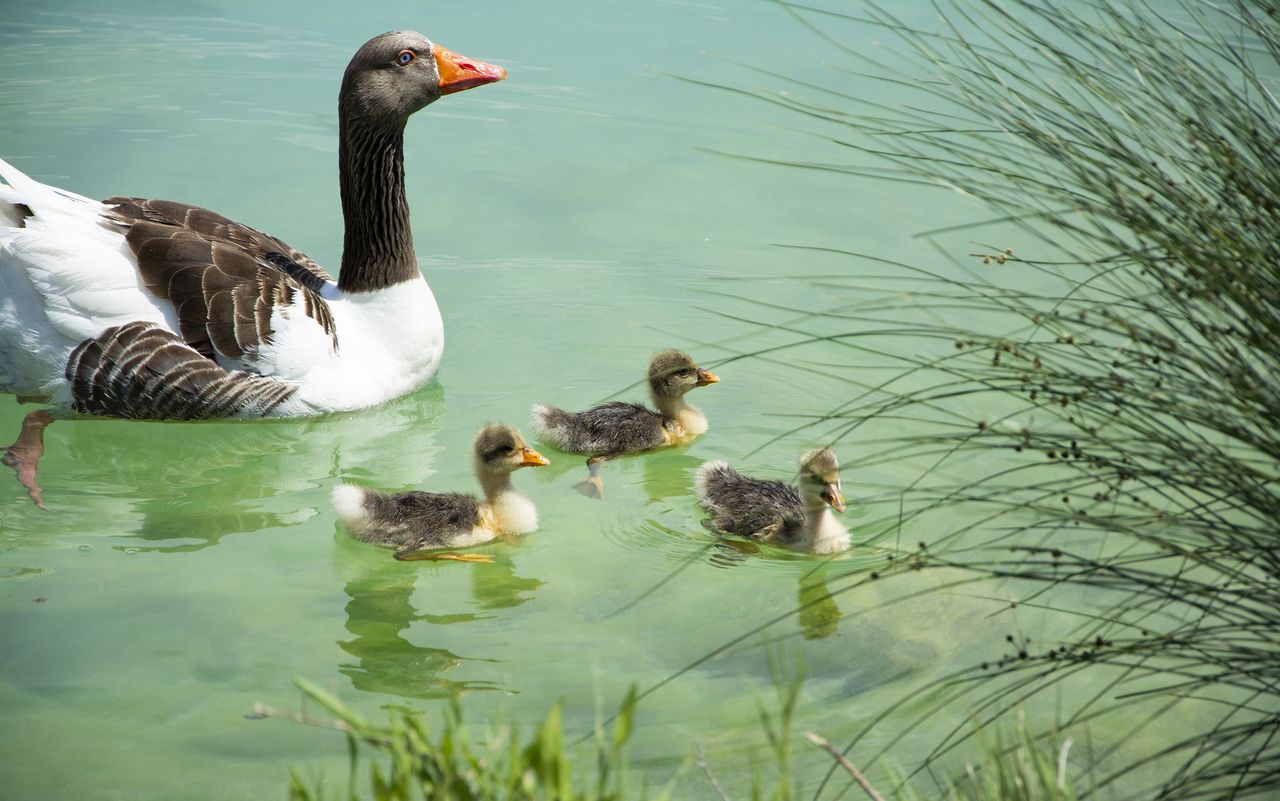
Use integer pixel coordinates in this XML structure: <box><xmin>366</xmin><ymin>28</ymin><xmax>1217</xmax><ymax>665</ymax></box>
<box><xmin>0</xmin><ymin>31</ymin><xmax>505</xmax><ymax>507</ymax></box>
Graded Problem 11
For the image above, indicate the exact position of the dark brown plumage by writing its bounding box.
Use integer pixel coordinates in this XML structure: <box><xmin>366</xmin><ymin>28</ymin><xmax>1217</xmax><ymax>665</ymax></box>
<box><xmin>64</xmin><ymin>321</ymin><xmax>296</xmax><ymax>419</ymax></box>
<box><xmin>114</xmin><ymin>213</ymin><xmax>337</xmax><ymax>361</ymax></box>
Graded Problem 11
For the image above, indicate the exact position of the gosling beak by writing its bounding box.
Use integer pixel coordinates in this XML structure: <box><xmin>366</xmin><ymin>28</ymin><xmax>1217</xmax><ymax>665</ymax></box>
<box><xmin>821</xmin><ymin>483</ymin><xmax>846</xmax><ymax>513</ymax></box>
<box><xmin>520</xmin><ymin>448</ymin><xmax>550</xmax><ymax>467</ymax></box>
<box><xmin>435</xmin><ymin>46</ymin><xmax>507</xmax><ymax>95</ymax></box>
<box><xmin>695</xmin><ymin>368</ymin><xmax>720</xmax><ymax>387</ymax></box>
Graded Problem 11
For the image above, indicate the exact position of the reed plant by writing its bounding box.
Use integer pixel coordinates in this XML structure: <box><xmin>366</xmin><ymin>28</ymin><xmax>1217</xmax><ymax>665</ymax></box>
<box><xmin>276</xmin><ymin>679</ymin><xmax>644</xmax><ymax>801</ymax></box>
<box><xmin>686</xmin><ymin>1</ymin><xmax>1279</xmax><ymax>799</ymax></box>
<box><xmin>274</xmin><ymin>676</ymin><xmax>1076</xmax><ymax>801</ymax></box>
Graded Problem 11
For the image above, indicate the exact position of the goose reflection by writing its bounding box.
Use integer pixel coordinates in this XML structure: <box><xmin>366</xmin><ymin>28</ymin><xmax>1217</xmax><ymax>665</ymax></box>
<box><xmin>3</xmin><ymin>388</ymin><xmax>446</xmax><ymax>552</ymax></box>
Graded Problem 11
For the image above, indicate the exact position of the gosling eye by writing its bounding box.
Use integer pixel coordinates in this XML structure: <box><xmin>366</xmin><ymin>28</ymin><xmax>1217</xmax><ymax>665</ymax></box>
<box><xmin>397</xmin><ymin>49</ymin><xmax>416</xmax><ymax>66</ymax></box>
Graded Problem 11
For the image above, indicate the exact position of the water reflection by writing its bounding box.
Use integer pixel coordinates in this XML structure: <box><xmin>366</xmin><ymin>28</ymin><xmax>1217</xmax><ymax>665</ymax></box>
<box><xmin>708</xmin><ymin>540</ymin><xmax>848</xmax><ymax>639</ymax></box>
<box><xmin>335</xmin><ymin>542</ymin><xmax>544</xmax><ymax>700</ymax></box>
<box><xmin>337</xmin><ymin>562</ymin><xmax>499</xmax><ymax>700</ymax></box>
<box><xmin>796</xmin><ymin>569</ymin><xmax>842</xmax><ymax>640</ymax></box>
<box><xmin>5</xmin><ymin>387</ymin><xmax>446</xmax><ymax>552</ymax></box>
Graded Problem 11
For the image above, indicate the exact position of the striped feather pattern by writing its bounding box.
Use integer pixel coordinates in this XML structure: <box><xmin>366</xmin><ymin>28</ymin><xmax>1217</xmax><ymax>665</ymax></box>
<box><xmin>65</xmin><ymin>321</ymin><xmax>297</xmax><ymax>419</ymax></box>
<box><xmin>106</xmin><ymin>198</ymin><xmax>338</xmax><ymax>362</ymax></box>
<box><xmin>106</xmin><ymin>197</ymin><xmax>334</xmax><ymax>287</ymax></box>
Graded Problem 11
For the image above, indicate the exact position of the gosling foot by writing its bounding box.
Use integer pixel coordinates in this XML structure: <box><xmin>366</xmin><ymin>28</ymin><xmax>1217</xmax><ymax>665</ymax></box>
<box><xmin>395</xmin><ymin>551</ymin><xmax>494</xmax><ymax>564</ymax></box>
<box><xmin>2</xmin><ymin>410</ymin><xmax>53</xmax><ymax>510</ymax></box>
<box><xmin>572</xmin><ymin>474</ymin><xmax>605</xmax><ymax>500</ymax></box>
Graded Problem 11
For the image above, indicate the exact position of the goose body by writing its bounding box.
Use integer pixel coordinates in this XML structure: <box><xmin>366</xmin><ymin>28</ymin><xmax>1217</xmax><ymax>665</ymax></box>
<box><xmin>0</xmin><ymin>31</ymin><xmax>505</xmax><ymax>421</ymax></box>
<box><xmin>0</xmin><ymin>171</ymin><xmax>442</xmax><ymax>417</ymax></box>
<box><xmin>696</xmin><ymin>449</ymin><xmax>850</xmax><ymax>554</ymax></box>
<box><xmin>332</xmin><ymin>424</ymin><xmax>549</xmax><ymax>556</ymax></box>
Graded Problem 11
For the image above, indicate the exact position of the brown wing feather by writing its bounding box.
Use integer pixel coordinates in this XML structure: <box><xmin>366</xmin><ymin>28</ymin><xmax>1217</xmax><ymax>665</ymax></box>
<box><xmin>65</xmin><ymin>322</ymin><xmax>297</xmax><ymax>419</ymax></box>
<box><xmin>107</xmin><ymin>208</ymin><xmax>338</xmax><ymax>364</ymax></box>
<box><xmin>104</xmin><ymin>196</ymin><xmax>334</xmax><ymax>288</ymax></box>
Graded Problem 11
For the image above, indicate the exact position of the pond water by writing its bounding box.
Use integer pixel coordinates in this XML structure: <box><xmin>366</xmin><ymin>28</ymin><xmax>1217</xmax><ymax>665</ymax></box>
<box><xmin>0</xmin><ymin>1</ymin><xmax>1201</xmax><ymax>798</ymax></box>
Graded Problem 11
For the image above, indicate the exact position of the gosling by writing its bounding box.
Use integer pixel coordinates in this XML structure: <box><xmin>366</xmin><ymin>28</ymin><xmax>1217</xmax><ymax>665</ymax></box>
<box><xmin>331</xmin><ymin>424</ymin><xmax>550</xmax><ymax>561</ymax></box>
<box><xmin>695</xmin><ymin>448</ymin><xmax>849</xmax><ymax>554</ymax></box>
<box><xmin>531</xmin><ymin>349</ymin><xmax>719</xmax><ymax>498</ymax></box>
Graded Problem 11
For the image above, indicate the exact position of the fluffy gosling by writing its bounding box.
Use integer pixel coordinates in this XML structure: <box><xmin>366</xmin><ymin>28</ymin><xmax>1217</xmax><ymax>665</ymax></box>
<box><xmin>531</xmin><ymin>349</ymin><xmax>718</xmax><ymax>498</ymax></box>
<box><xmin>695</xmin><ymin>448</ymin><xmax>849</xmax><ymax>554</ymax></box>
<box><xmin>332</xmin><ymin>424</ymin><xmax>549</xmax><ymax>561</ymax></box>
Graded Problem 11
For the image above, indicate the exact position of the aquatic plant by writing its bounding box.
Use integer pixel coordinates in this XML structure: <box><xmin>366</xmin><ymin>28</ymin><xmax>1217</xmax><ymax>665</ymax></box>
<box><xmin>272</xmin><ymin>679</ymin><xmax>645</xmax><ymax>801</ymax></box>
<box><xmin>686</xmin><ymin>1</ymin><xmax>1279</xmax><ymax>800</ymax></box>
<box><xmin>273</xmin><ymin>675</ymin><xmax>1076</xmax><ymax>801</ymax></box>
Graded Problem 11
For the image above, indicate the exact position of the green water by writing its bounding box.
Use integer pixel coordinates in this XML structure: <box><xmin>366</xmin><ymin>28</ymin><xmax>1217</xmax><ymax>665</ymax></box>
<box><xmin>0</xmin><ymin>1</ymin><xmax>1207</xmax><ymax>799</ymax></box>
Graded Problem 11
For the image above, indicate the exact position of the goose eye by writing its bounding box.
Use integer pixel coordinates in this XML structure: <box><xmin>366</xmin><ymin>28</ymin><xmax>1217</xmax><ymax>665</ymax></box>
<box><xmin>397</xmin><ymin>50</ymin><xmax>416</xmax><ymax>66</ymax></box>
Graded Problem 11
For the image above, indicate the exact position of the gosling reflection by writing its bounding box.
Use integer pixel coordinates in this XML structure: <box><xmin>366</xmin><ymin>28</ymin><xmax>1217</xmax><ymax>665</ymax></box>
<box><xmin>797</xmin><ymin>569</ymin><xmax>841</xmax><ymax>640</ymax></box>
<box><xmin>337</xmin><ymin>548</ymin><xmax>544</xmax><ymax>700</ymax></box>
<box><xmin>703</xmin><ymin>536</ymin><xmax>845</xmax><ymax>640</ymax></box>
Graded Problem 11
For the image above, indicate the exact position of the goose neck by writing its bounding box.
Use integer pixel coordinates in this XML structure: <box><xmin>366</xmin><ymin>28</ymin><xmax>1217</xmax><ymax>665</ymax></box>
<box><xmin>653</xmin><ymin>392</ymin><xmax>693</xmax><ymax>419</ymax></box>
<box><xmin>337</xmin><ymin>115</ymin><xmax>420</xmax><ymax>292</ymax></box>
<box><xmin>476</xmin><ymin>465</ymin><xmax>513</xmax><ymax>502</ymax></box>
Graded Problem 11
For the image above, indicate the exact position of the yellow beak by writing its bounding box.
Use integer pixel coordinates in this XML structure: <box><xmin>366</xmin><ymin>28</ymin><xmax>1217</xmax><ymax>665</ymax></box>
<box><xmin>520</xmin><ymin>448</ymin><xmax>550</xmax><ymax>467</ymax></box>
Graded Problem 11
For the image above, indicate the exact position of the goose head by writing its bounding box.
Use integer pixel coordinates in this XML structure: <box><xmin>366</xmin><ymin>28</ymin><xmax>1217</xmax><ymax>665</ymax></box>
<box><xmin>799</xmin><ymin>448</ymin><xmax>846</xmax><ymax>513</ymax></box>
<box><xmin>647</xmin><ymin>350</ymin><xmax>720</xmax><ymax>400</ymax></box>
<box><xmin>474</xmin><ymin>424</ymin><xmax>550</xmax><ymax>477</ymax></box>
<box><xmin>340</xmin><ymin>30</ymin><xmax>506</xmax><ymax>124</ymax></box>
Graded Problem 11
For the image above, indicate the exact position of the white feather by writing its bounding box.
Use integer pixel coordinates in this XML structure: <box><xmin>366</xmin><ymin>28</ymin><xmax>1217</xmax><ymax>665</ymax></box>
<box><xmin>808</xmin><ymin>513</ymin><xmax>851</xmax><ymax>554</ymax></box>
<box><xmin>490</xmin><ymin>490</ymin><xmax>538</xmax><ymax>535</ymax></box>
<box><xmin>330</xmin><ymin>485</ymin><xmax>370</xmax><ymax>528</ymax></box>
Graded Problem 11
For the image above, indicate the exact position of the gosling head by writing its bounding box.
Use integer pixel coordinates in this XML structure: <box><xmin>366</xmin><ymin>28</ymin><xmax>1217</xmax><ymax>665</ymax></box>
<box><xmin>647</xmin><ymin>349</ymin><xmax>720</xmax><ymax>399</ymax></box>
<box><xmin>799</xmin><ymin>448</ymin><xmax>845</xmax><ymax>513</ymax></box>
<box><xmin>474</xmin><ymin>424</ymin><xmax>550</xmax><ymax>475</ymax></box>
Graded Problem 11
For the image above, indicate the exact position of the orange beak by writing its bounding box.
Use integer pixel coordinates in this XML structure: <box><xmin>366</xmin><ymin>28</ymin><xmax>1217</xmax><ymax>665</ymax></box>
<box><xmin>520</xmin><ymin>448</ymin><xmax>550</xmax><ymax>467</ymax></box>
<box><xmin>696</xmin><ymin>368</ymin><xmax>720</xmax><ymax>387</ymax></box>
<box><xmin>435</xmin><ymin>46</ymin><xmax>507</xmax><ymax>95</ymax></box>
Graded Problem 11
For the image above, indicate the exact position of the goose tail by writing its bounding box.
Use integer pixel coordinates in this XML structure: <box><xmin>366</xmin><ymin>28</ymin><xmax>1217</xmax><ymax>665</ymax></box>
<box><xmin>0</xmin><ymin>157</ymin><xmax>106</xmax><ymax>229</ymax></box>
<box><xmin>694</xmin><ymin>460</ymin><xmax>735</xmax><ymax>503</ymax></box>
<box><xmin>531</xmin><ymin>403</ymin><xmax>577</xmax><ymax>450</ymax></box>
